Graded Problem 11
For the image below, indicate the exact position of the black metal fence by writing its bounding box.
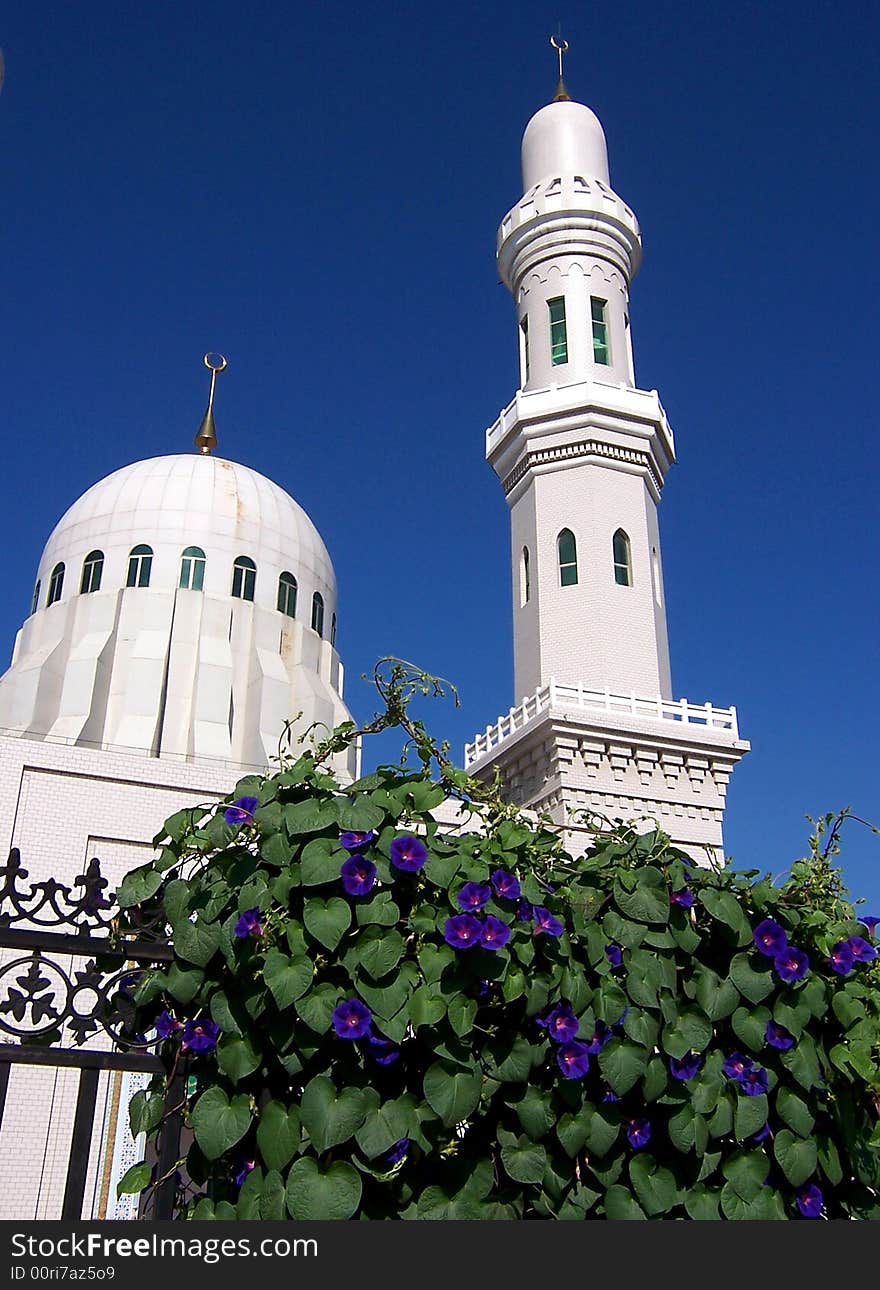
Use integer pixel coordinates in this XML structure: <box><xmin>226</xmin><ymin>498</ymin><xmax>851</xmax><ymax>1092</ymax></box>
<box><xmin>0</xmin><ymin>848</ymin><xmax>180</xmax><ymax>1219</ymax></box>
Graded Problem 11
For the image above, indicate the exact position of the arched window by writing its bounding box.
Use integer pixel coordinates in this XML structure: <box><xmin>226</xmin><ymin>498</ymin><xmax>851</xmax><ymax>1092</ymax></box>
<box><xmin>179</xmin><ymin>546</ymin><xmax>206</xmax><ymax>591</ymax></box>
<box><xmin>311</xmin><ymin>592</ymin><xmax>324</xmax><ymax>638</ymax></box>
<box><xmin>30</xmin><ymin>580</ymin><xmax>41</xmax><ymax>616</ymax></box>
<box><xmin>231</xmin><ymin>556</ymin><xmax>256</xmax><ymax>602</ymax></box>
<box><xmin>80</xmin><ymin>550</ymin><xmax>104</xmax><ymax>594</ymax></box>
<box><xmin>521</xmin><ymin>546</ymin><xmax>531</xmax><ymax>606</ymax></box>
<box><xmin>613</xmin><ymin>529</ymin><xmax>632</xmax><ymax>586</ymax></box>
<box><xmin>330</xmin><ymin>612</ymin><xmax>337</xmax><ymax>646</ymax></box>
<box><xmin>47</xmin><ymin>563</ymin><xmax>65</xmax><ymax>606</ymax></box>
<box><xmin>652</xmin><ymin>547</ymin><xmax>662</xmax><ymax>607</ymax></box>
<box><xmin>277</xmin><ymin>571</ymin><xmax>297</xmax><ymax>618</ymax></box>
<box><xmin>126</xmin><ymin>544</ymin><xmax>153</xmax><ymax>589</ymax></box>
<box><xmin>557</xmin><ymin>529</ymin><xmax>578</xmax><ymax>587</ymax></box>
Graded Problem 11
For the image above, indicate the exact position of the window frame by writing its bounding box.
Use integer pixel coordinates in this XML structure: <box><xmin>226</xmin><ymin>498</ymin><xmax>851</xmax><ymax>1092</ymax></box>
<box><xmin>80</xmin><ymin>550</ymin><xmax>104</xmax><ymax>595</ymax></box>
<box><xmin>591</xmin><ymin>296</ymin><xmax>610</xmax><ymax>365</ymax></box>
<box><xmin>557</xmin><ymin>529</ymin><xmax>578</xmax><ymax>587</ymax></box>
<box><xmin>311</xmin><ymin>591</ymin><xmax>325</xmax><ymax>638</ymax></box>
<box><xmin>126</xmin><ymin>544</ymin><xmax>153</xmax><ymax>589</ymax></box>
<box><xmin>231</xmin><ymin>556</ymin><xmax>256</xmax><ymax>602</ymax></box>
<box><xmin>613</xmin><ymin>528</ymin><xmax>632</xmax><ymax>587</ymax></box>
<box><xmin>179</xmin><ymin>546</ymin><xmax>206</xmax><ymax>592</ymax></box>
<box><xmin>277</xmin><ymin>571</ymin><xmax>298</xmax><ymax>618</ymax></box>
<box><xmin>47</xmin><ymin>563</ymin><xmax>65</xmax><ymax>607</ymax></box>
<box><xmin>548</xmin><ymin>296</ymin><xmax>568</xmax><ymax>366</ymax></box>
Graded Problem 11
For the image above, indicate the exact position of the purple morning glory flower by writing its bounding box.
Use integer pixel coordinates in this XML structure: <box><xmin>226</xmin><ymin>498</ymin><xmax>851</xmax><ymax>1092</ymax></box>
<box><xmin>602</xmin><ymin>1089</ymin><xmax>619</xmax><ymax>1104</ymax></box>
<box><xmin>332</xmin><ymin>998</ymin><xmax>372</xmax><ymax>1039</ymax></box>
<box><xmin>491</xmin><ymin>870</ymin><xmax>521</xmax><ymax>900</ymax></box>
<box><xmin>585</xmin><ymin>1021</ymin><xmax>614</xmax><ymax>1055</ymax></box>
<box><xmin>859</xmin><ymin>915</ymin><xmax>879</xmax><ymax>938</ymax></box>
<box><xmin>754</xmin><ymin>918</ymin><xmax>788</xmax><ymax>958</ymax></box>
<box><xmin>181</xmin><ymin>1019</ymin><xmax>220</xmax><ymax>1054</ymax></box>
<box><xmin>829</xmin><ymin>941</ymin><xmax>855</xmax><ymax>975</ymax></box>
<box><xmin>773</xmin><ymin>946</ymin><xmax>810</xmax><ymax>983</ymax></box>
<box><xmin>626</xmin><ymin>1118</ymin><xmax>652</xmax><ymax>1150</ymax></box>
<box><xmin>753</xmin><ymin>1122</ymin><xmax>773</xmax><ymax>1144</ymax></box>
<box><xmin>556</xmin><ymin>1042</ymin><xmax>591</xmax><ymax>1079</ymax></box>
<box><xmin>389</xmin><ymin>834</ymin><xmax>428</xmax><ymax>872</ymax></box>
<box><xmin>340</xmin><ymin>855</ymin><xmax>376</xmax><ymax>896</ymax></box>
<box><xmin>796</xmin><ymin>1183</ymin><xmax>823</xmax><ymax>1218</ymax></box>
<box><xmin>368</xmin><ymin>1034</ymin><xmax>401</xmax><ymax>1065</ymax></box>
<box><xmin>669</xmin><ymin>1052</ymin><xmax>702</xmax><ymax>1081</ymax></box>
<box><xmin>457</xmin><ymin>882</ymin><xmax>492</xmax><ymax>912</ymax></box>
<box><xmin>155</xmin><ymin>1010</ymin><xmax>181</xmax><ymax>1040</ymax></box>
<box><xmin>233</xmin><ymin>1158</ymin><xmax>256</xmax><ymax>1187</ymax></box>
<box><xmin>670</xmin><ymin>887</ymin><xmax>694</xmax><ymax>908</ymax></box>
<box><xmin>480</xmin><ymin>916</ymin><xmax>511</xmax><ymax>951</ymax></box>
<box><xmin>723</xmin><ymin>1052</ymin><xmax>754</xmax><ymax>1081</ymax></box>
<box><xmin>339</xmin><ymin>830</ymin><xmax>375</xmax><ymax>852</ymax></box>
<box><xmin>765</xmin><ymin>1021</ymin><xmax>795</xmax><ymax>1051</ymax></box>
<box><xmin>847</xmin><ymin>935</ymin><xmax>877</xmax><ymax>963</ymax></box>
<box><xmin>225</xmin><ymin>796</ymin><xmax>258</xmax><ymax>826</ymax></box>
<box><xmin>444</xmin><ymin>913</ymin><xmax>484</xmax><ymax>950</ymax></box>
<box><xmin>545</xmin><ymin>1003</ymin><xmax>579</xmax><ymax>1044</ymax></box>
<box><xmin>385</xmin><ymin>1139</ymin><xmax>409</xmax><ymax>1165</ymax></box>
<box><xmin>605</xmin><ymin>944</ymin><xmax>623</xmax><ymax>968</ymax></box>
<box><xmin>739</xmin><ymin>1066</ymin><xmax>769</xmax><ymax>1096</ymax></box>
<box><xmin>533</xmin><ymin>906</ymin><xmax>564</xmax><ymax>937</ymax></box>
<box><xmin>515</xmin><ymin>899</ymin><xmax>533</xmax><ymax>921</ymax></box>
<box><xmin>234</xmin><ymin>907</ymin><xmax>265</xmax><ymax>939</ymax></box>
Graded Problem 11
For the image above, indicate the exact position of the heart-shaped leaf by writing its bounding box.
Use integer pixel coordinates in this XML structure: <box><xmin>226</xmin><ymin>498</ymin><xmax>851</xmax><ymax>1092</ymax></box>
<box><xmin>300</xmin><ymin>1076</ymin><xmax>367</xmax><ymax>1153</ymax></box>
<box><xmin>256</xmin><ymin>1101</ymin><xmax>301</xmax><ymax>1172</ymax></box>
<box><xmin>263</xmin><ymin>949</ymin><xmax>314</xmax><ymax>1010</ymax></box>
<box><xmin>423</xmin><ymin>1061</ymin><xmax>481</xmax><ymax>1126</ymax></box>
<box><xmin>191</xmin><ymin>1087</ymin><xmax>252</xmax><ymax>1160</ymax></box>
<box><xmin>285</xmin><ymin>1157</ymin><xmax>362</xmax><ymax>1220</ymax></box>
<box><xmin>303</xmin><ymin>896</ymin><xmax>351</xmax><ymax>950</ymax></box>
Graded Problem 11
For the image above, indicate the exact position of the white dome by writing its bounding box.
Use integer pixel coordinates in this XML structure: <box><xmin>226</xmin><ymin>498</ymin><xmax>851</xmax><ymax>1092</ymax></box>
<box><xmin>522</xmin><ymin>99</ymin><xmax>610</xmax><ymax>189</ymax></box>
<box><xmin>35</xmin><ymin>454</ymin><xmax>337</xmax><ymax>613</ymax></box>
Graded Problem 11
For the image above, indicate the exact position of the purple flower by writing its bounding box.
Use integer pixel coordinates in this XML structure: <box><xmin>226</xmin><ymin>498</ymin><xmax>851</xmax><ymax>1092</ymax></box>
<box><xmin>555</xmin><ymin>1042</ymin><xmax>591</xmax><ymax>1079</ymax></box>
<box><xmin>773</xmin><ymin>946</ymin><xmax>810</xmax><ymax>983</ymax></box>
<box><xmin>545</xmin><ymin>1003</ymin><xmax>580</xmax><ymax>1044</ymax></box>
<box><xmin>385</xmin><ymin>1139</ymin><xmax>409</xmax><ymax>1165</ymax></box>
<box><xmin>155</xmin><ymin>1010</ymin><xmax>182</xmax><ymax>1039</ymax></box>
<box><xmin>605</xmin><ymin>944</ymin><xmax>623</xmax><ymax>968</ymax></box>
<box><xmin>859</xmin><ymin>915</ymin><xmax>879</xmax><ymax>938</ymax></box>
<box><xmin>340</xmin><ymin>856</ymin><xmax>377</xmax><ymax>896</ymax></box>
<box><xmin>828</xmin><ymin>941</ymin><xmax>855</xmax><ymax>976</ymax></box>
<box><xmin>626</xmin><ymin>1118</ymin><xmax>651</xmax><ymax>1150</ymax></box>
<box><xmin>444</xmin><ymin>913</ymin><xmax>484</xmax><ymax>950</ymax></box>
<box><xmin>224</xmin><ymin>796</ymin><xmax>258</xmax><ymax>826</ymax></box>
<box><xmin>796</xmin><ymin>1183</ymin><xmax>823</xmax><ymax>1218</ymax></box>
<box><xmin>753</xmin><ymin>1122</ymin><xmax>773</xmax><ymax>1144</ymax></box>
<box><xmin>457</xmin><ymin>882</ymin><xmax>492</xmax><ymax>912</ymax></box>
<box><xmin>754</xmin><ymin>918</ymin><xmax>788</xmax><ymax>958</ymax></box>
<box><xmin>602</xmin><ymin>1089</ymin><xmax>619</xmax><ymax>1104</ymax></box>
<box><xmin>234</xmin><ymin>1158</ymin><xmax>256</xmax><ymax>1187</ymax></box>
<box><xmin>739</xmin><ymin>1066</ymin><xmax>769</xmax><ymax>1096</ymax></box>
<box><xmin>332</xmin><ymin>998</ymin><xmax>372</xmax><ymax>1039</ymax></box>
<box><xmin>847</xmin><ymin>935</ymin><xmax>878</xmax><ymax>963</ymax></box>
<box><xmin>491</xmin><ymin>870</ymin><xmax>521</xmax><ymax>900</ymax></box>
<box><xmin>339</xmin><ymin>830</ymin><xmax>375</xmax><ymax>852</ymax></box>
<box><xmin>389</xmin><ymin>834</ymin><xmax>428</xmax><ymax>872</ymax></box>
<box><xmin>234</xmin><ymin>907</ymin><xmax>265</xmax><ymax>939</ymax></box>
<box><xmin>765</xmin><ymin>1021</ymin><xmax>795</xmax><ymax>1051</ymax></box>
<box><xmin>515</xmin><ymin>899</ymin><xmax>533</xmax><ymax>921</ymax></box>
<box><xmin>181</xmin><ymin>1019</ymin><xmax>220</xmax><ymax>1054</ymax></box>
<box><xmin>669</xmin><ymin>1052</ymin><xmax>702</xmax><ymax>1081</ymax></box>
<box><xmin>480</xmin><ymin>916</ymin><xmax>511</xmax><ymax>951</ymax></box>
<box><xmin>368</xmin><ymin>1034</ymin><xmax>401</xmax><ymax>1065</ymax></box>
<box><xmin>723</xmin><ymin>1052</ymin><xmax>754</xmax><ymax>1081</ymax></box>
<box><xmin>585</xmin><ymin>1021</ymin><xmax>614</xmax><ymax>1055</ymax></box>
<box><xmin>533</xmin><ymin>906</ymin><xmax>564</xmax><ymax>937</ymax></box>
<box><xmin>670</xmin><ymin>887</ymin><xmax>694</xmax><ymax>908</ymax></box>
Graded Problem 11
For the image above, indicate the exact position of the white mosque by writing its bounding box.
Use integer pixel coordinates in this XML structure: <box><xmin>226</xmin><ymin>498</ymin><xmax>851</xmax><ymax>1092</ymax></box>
<box><xmin>0</xmin><ymin>48</ymin><xmax>748</xmax><ymax>1218</ymax></box>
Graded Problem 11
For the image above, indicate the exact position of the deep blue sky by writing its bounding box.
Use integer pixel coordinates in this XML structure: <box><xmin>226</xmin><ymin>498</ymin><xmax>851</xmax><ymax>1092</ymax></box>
<box><xmin>1</xmin><ymin>2</ymin><xmax>878</xmax><ymax>910</ymax></box>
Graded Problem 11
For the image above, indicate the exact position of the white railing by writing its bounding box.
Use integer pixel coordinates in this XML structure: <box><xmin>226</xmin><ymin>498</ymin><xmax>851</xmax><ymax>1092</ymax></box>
<box><xmin>464</xmin><ymin>680</ymin><xmax>739</xmax><ymax>767</ymax></box>
<box><xmin>486</xmin><ymin>379</ymin><xmax>668</xmax><ymax>455</ymax></box>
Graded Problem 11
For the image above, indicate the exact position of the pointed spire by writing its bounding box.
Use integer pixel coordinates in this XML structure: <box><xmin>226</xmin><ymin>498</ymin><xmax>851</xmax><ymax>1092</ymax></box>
<box><xmin>194</xmin><ymin>352</ymin><xmax>227</xmax><ymax>455</ymax></box>
<box><xmin>550</xmin><ymin>32</ymin><xmax>571</xmax><ymax>102</ymax></box>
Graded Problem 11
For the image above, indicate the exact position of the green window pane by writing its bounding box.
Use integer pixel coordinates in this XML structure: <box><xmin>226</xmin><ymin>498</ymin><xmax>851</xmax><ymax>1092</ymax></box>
<box><xmin>560</xmin><ymin>564</ymin><xmax>578</xmax><ymax>587</ymax></box>
<box><xmin>557</xmin><ymin>529</ymin><xmax>578</xmax><ymax>586</ymax></box>
<box><xmin>548</xmin><ymin>297</ymin><xmax>568</xmax><ymax>366</ymax></box>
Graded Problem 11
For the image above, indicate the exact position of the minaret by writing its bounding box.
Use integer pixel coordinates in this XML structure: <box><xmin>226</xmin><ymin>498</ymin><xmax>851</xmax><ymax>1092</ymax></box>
<box><xmin>466</xmin><ymin>41</ymin><xmax>749</xmax><ymax>860</ymax></box>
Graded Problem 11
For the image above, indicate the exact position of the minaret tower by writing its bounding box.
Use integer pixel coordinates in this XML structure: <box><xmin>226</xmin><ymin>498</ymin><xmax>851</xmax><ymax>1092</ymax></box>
<box><xmin>465</xmin><ymin>40</ymin><xmax>749</xmax><ymax>859</ymax></box>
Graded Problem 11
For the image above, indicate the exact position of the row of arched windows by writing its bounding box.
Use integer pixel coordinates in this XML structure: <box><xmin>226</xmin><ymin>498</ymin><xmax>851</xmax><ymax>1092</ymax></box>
<box><xmin>520</xmin><ymin>528</ymin><xmax>633</xmax><ymax>604</ymax></box>
<box><xmin>34</xmin><ymin>547</ymin><xmax>336</xmax><ymax>642</ymax></box>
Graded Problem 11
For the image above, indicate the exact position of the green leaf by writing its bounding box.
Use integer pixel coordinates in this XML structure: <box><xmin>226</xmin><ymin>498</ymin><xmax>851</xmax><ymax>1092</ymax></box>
<box><xmin>285</xmin><ymin>1157</ymin><xmax>362</xmax><ymax>1220</ymax></box>
<box><xmin>423</xmin><ymin>852</ymin><xmax>462</xmax><ymax>888</ymax></box>
<box><xmin>776</xmin><ymin>1087</ymin><xmax>814</xmax><ymax>1138</ymax></box>
<box><xmin>707</xmin><ymin>1094</ymin><xmax>733</xmax><ymax>1138</ymax></box>
<box><xmin>622</xmin><ymin>1008</ymin><xmax>660</xmax><ymax>1050</ymax></box>
<box><xmin>720</xmin><ymin>1182</ymin><xmax>785</xmax><ymax>1220</ymax></box>
<box><xmin>780</xmin><ymin>1035</ymin><xmax>821</xmax><ymax>1091</ymax></box>
<box><xmin>294</xmin><ymin>982</ymin><xmax>344</xmax><ymax>1034</ymax></box>
<box><xmin>173</xmin><ymin>917</ymin><xmax>221</xmax><ymax>967</ymax></box>
<box><xmin>128</xmin><ymin>1090</ymin><xmax>164</xmax><ymax>1138</ymax></box>
<box><xmin>731</xmin><ymin>1005</ymin><xmax>771</xmax><ymax>1052</ymax></box>
<box><xmin>299</xmin><ymin>837</ymin><xmax>343</xmax><ymax>886</ymax></box>
<box><xmin>259</xmin><ymin>1170</ymin><xmax>287</xmax><ymax>1220</ymax></box>
<box><xmin>410</xmin><ymin>985</ymin><xmax>446</xmax><ymax>1029</ymax></box>
<box><xmin>699</xmin><ymin>889</ymin><xmax>753</xmax><ymax>945</ymax></box>
<box><xmin>216</xmin><ymin>1033</ymin><xmax>261</xmax><ymax>1083</ymax></box>
<box><xmin>163</xmin><ymin>878</ymin><xmax>191</xmax><ymax>927</ymax></box>
<box><xmin>447</xmin><ymin>994</ymin><xmax>477</xmax><ymax>1037</ymax></box>
<box><xmin>500</xmin><ymin>1134</ymin><xmax>548</xmax><ymax>1184</ymax></box>
<box><xmin>423</xmin><ymin>1061</ymin><xmax>481</xmax><ymax>1126</ymax></box>
<box><xmin>164</xmin><ymin>962</ymin><xmax>203</xmax><ymax>1005</ymax></box>
<box><xmin>191</xmin><ymin>1087</ymin><xmax>252</xmax><ymax>1160</ymax></box>
<box><xmin>598</xmin><ymin>1039</ymin><xmax>650</xmax><ymax>1095</ymax></box>
<box><xmin>263</xmin><ymin>949</ymin><xmax>314</xmax><ymax>1010</ymax></box>
<box><xmin>116</xmin><ymin>1162</ymin><xmax>151</xmax><ymax>1196</ymax></box>
<box><xmin>641</xmin><ymin>1056</ymin><xmax>668</xmax><ymax>1102</ymax></box>
<box><xmin>117</xmin><ymin>864</ymin><xmax>163</xmax><ymax>908</ymax></box>
<box><xmin>694</xmin><ymin>967</ymin><xmax>740</xmax><ymax>1020</ymax></box>
<box><xmin>670</xmin><ymin>906</ymin><xmax>701</xmax><ymax>953</ymax></box>
<box><xmin>303</xmin><ymin>896</ymin><xmax>352</xmax><ymax>950</ymax></box>
<box><xmin>661</xmin><ymin>1008</ymin><xmax>712</xmax><ymax>1058</ymax></box>
<box><xmin>284</xmin><ymin>798</ymin><xmax>337</xmax><ymax>835</ymax></box>
<box><xmin>300</xmin><ymin>1076</ymin><xmax>368</xmax><ymax>1152</ymax></box>
<box><xmin>510</xmin><ymin>1087</ymin><xmax>555</xmax><ymax>1140</ymax></box>
<box><xmin>357</xmin><ymin>962</ymin><xmax>419</xmax><ymax>1019</ymax></box>
<box><xmin>355</xmin><ymin>1096</ymin><xmax>412</xmax><ymax>1159</ymax></box>
<box><xmin>697</xmin><ymin>1149</ymin><xmax>722</xmax><ymax>1182</ymax></box>
<box><xmin>485</xmin><ymin>1036</ymin><xmax>536</xmax><ymax>1083</ymax></box>
<box><xmin>334</xmin><ymin>796</ymin><xmax>384</xmax><ymax>833</ymax></box>
<box><xmin>357</xmin><ymin>890</ymin><xmax>401</xmax><ymax>927</ymax></box>
<box><xmin>729</xmin><ymin>953</ymin><xmax>774</xmax><ymax>1004</ymax></box>
<box><xmin>773</xmin><ymin>997</ymin><xmax>810</xmax><ymax>1038</ymax></box>
<box><xmin>734</xmin><ymin>1091</ymin><xmax>768</xmax><ymax>1141</ymax></box>
<box><xmin>603</xmin><ymin>1185</ymin><xmax>647</xmax><ymax>1219</ymax></box>
<box><xmin>613</xmin><ymin>868</ymin><xmax>669</xmax><ymax>924</ymax></box>
<box><xmin>354</xmin><ymin>927</ymin><xmax>405</xmax><ymax>980</ymax></box>
<box><xmin>668</xmin><ymin>1104</ymin><xmax>708</xmax><ymax>1155</ymax></box>
<box><xmin>236</xmin><ymin>1166</ymin><xmax>265</xmax><ymax>1220</ymax></box>
<box><xmin>629</xmin><ymin>1153</ymin><xmax>677</xmax><ymax>1215</ymax></box>
<box><xmin>684</xmin><ymin>1185</ymin><xmax>721</xmax><ymax>1219</ymax></box>
<box><xmin>773</xmin><ymin>1129</ymin><xmax>818</xmax><ymax>1186</ymax></box>
<box><xmin>256</xmin><ymin>1101</ymin><xmax>301</xmax><ymax>1172</ymax></box>
<box><xmin>721</xmin><ymin>1149</ymin><xmax>769</xmax><ymax>1202</ymax></box>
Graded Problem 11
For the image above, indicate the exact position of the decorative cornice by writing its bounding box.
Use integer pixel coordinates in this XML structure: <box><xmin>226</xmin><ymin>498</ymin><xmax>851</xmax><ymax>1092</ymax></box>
<box><xmin>501</xmin><ymin>436</ymin><xmax>661</xmax><ymax>496</ymax></box>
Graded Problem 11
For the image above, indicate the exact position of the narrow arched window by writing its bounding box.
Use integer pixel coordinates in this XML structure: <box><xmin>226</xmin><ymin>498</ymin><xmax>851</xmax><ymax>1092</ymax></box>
<box><xmin>47</xmin><ymin>563</ymin><xmax>65</xmax><ymax>606</ymax></box>
<box><xmin>30</xmin><ymin>580</ymin><xmax>41</xmax><ymax>615</ymax></box>
<box><xmin>311</xmin><ymin>592</ymin><xmax>324</xmax><ymax>637</ymax></box>
<box><xmin>231</xmin><ymin>556</ymin><xmax>256</xmax><ymax>602</ymax></box>
<box><xmin>277</xmin><ymin>571</ymin><xmax>297</xmax><ymax>618</ymax></box>
<box><xmin>521</xmin><ymin>546</ymin><xmax>531</xmax><ymax>606</ymax></box>
<box><xmin>613</xmin><ymin>529</ymin><xmax>632</xmax><ymax>586</ymax></box>
<box><xmin>126</xmin><ymin>544</ymin><xmax>153</xmax><ymax>588</ymax></box>
<box><xmin>80</xmin><ymin>550</ymin><xmax>104</xmax><ymax>594</ymax></box>
<box><xmin>179</xmin><ymin>546</ymin><xmax>206</xmax><ymax>591</ymax></box>
<box><xmin>557</xmin><ymin>529</ymin><xmax>578</xmax><ymax>587</ymax></box>
<box><xmin>330</xmin><ymin>612</ymin><xmax>337</xmax><ymax>646</ymax></box>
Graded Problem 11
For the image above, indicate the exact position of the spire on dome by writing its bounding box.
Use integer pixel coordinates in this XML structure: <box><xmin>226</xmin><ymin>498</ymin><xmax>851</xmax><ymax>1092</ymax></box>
<box><xmin>194</xmin><ymin>352</ymin><xmax>227</xmax><ymax>455</ymax></box>
<box><xmin>550</xmin><ymin>32</ymin><xmax>571</xmax><ymax>102</ymax></box>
